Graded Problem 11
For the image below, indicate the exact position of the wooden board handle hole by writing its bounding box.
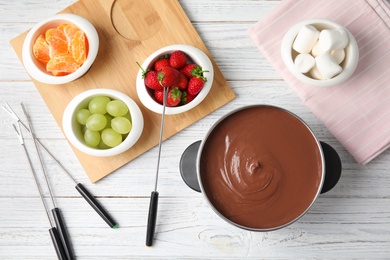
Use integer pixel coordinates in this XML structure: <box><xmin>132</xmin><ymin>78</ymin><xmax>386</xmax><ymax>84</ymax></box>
<box><xmin>110</xmin><ymin>0</ymin><xmax>163</xmax><ymax>40</ymax></box>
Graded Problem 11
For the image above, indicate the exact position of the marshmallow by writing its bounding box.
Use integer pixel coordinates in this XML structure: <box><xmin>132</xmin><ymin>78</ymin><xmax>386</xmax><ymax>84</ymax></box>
<box><xmin>330</xmin><ymin>49</ymin><xmax>345</xmax><ymax>64</ymax></box>
<box><xmin>311</xmin><ymin>40</ymin><xmax>326</xmax><ymax>57</ymax></box>
<box><xmin>309</xmin><ymin>64</ymin><xmax>326</xmax><ymax>80</ymax></box>
<box><xmin>293</xmin><ymin>25</ymin><xmax>320</xmax><ymax>54</ymax></box>
<box><xmin>315</xmin><ymin>52</ymin><xmax>343</xmax><ymax>79</ymax></box>
<box><xmin>319</xmin><ymin>28</ymin><xmax>349</xmax><ymax>51</ymax></box>
<box><xmin>294</xmin><ymin>53</ymin><xmax>315</xmax><ymax>73</ymax></box>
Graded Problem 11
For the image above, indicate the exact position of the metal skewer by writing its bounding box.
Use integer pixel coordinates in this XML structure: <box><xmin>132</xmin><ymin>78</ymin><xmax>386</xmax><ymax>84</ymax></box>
<box><xmin>146</xmin><ymin>87</ymin><xmax>169</xmax><ymax>247</ymax></box>
<box><xmin>21</xmin><ymin>103</ymin><xmax>74</xmax><ymax>260</ymax></box>
<box><xmin>2</xmin><ymin>102</ymin><xmax>118</xmax><ymax>229</ymax></box>
<box><xmin>2</xmin><ymin>102</ymin><xmax>77</xmax><ymax>185</ymax></box>
<box><xmin>12</xmin><ymin>123</ymin><xmax>67</xmax><ymax>260</ymax></box>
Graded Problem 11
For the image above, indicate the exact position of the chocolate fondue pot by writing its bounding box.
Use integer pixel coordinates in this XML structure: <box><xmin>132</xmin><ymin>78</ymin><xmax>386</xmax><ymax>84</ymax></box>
<box><xmin>180</xmin><ymin>105</ymin><xmax>341</xmax><ymax>231</ymax></box>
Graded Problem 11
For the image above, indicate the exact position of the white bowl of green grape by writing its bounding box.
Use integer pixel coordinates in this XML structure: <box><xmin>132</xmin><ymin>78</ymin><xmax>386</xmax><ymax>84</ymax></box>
<box><xmin>62</xmin><ymin>89</ymin><xmax>144</xmax><ymax>157</ymax></box>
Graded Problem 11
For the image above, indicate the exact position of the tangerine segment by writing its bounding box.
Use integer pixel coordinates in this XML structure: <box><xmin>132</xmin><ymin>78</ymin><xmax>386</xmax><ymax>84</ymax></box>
<box><xmin>62</xmin><ymin>24</ymin><xmax>81</xmax><ymax>51</ymax></box>
<box><xmin>33</xmin><ymin>34</ymin><xmax>50</xmax><ymax>64</ymax></box>
<box><xmin>46</xmin><ymin>54</ymin><xmax>80</xmax><ymax>76</ymax></box>
<box><xmin>45</xmin><ymin>28</ymin><xmax>68</xmax><ymax>57</ymax></box>
<box><xmin>57</xmin><ymin>23</ymin><xmax>67</xmax><ymax>31</ymax></box>
<box><xmin>32</xmin><ymin>23</ymin><xmax>88</xmax><ymax>76</ymax></box>
<box><xmin>71</xmin><ymin>30</ymin><xmax>88</xmax><ymax>65</ymax></box>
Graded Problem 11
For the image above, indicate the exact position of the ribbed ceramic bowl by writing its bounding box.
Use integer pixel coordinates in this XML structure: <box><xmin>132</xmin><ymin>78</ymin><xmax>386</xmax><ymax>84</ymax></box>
<box><xmin>22</xmin><ymin>14</ymin><xmax>99</xmax><ymax>85</ymax></box>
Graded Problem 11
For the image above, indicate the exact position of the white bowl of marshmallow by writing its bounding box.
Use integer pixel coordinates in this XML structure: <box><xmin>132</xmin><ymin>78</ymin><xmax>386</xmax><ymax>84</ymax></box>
<box><xmin>281</xmin><ymin>18</ymin><xmax>359</xmax><ymax>87</ymax></box>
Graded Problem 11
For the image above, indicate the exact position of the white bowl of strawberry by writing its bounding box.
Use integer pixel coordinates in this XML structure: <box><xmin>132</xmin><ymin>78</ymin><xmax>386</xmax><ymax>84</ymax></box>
<box><xmin>136</xmin><ymin>44</ymin><xmax>214</xmax><ymax>114</ymax></box>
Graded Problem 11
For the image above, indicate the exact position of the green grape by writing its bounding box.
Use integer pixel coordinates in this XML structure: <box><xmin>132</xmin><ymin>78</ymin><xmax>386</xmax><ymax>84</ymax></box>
<box><xmin>84</xmin><ymin>129</ymin><xmax>100</xmax><ymax>147</ymax></box>
<box><xmin>88</xmin><ymin>96</ymin><xmax>111</xmax><ymax>114</ymax></box>
<box><xmin>111</xmin><ymin>117</ymin><xmax>132</xmax><ymax>134</ymax></box>
<box><xmin>101</xmin><ymin>128</ymin><xmax>122</xmax><ymax>147</ymax></box>
<box><xmin>106</xmin><ymin>100</ymin><xmax>128</xmax><ymax>117</ymax></box>
<box><xmin>76</xmin><ymin>108</ymin><xmax>91</xmax><ymax>125</ymax></box>
<box><xmin>86</xmin><ymin>114</ymin><xmax>107</xmax><ymax>131</ymax></box>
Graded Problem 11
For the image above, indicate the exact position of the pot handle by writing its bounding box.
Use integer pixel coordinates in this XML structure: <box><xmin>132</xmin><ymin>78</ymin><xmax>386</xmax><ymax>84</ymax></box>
<box><xmin>180</xmin><ymin>140</ymin><xmax>202</xmax><ymax>192</ymax></box>
<box><xmin>319</xmin><ymin>141</ymin><xmax>342</xmax><ymax>194</ymax></box>
<box><xmin>179</xmin><ymin>140</ymin><xmax>342</xmax><ymax>194</ymax></box>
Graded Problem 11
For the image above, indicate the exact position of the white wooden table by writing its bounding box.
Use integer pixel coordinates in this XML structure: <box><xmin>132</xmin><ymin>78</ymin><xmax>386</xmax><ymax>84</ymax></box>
<box><xmin>1</xmin><ymin>0</ymin><xmax>390</xmax><ymax>259</ymax></box>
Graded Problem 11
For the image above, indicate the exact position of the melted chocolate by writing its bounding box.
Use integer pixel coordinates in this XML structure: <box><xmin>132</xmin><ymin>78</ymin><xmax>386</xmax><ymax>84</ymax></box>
<box><xmin>200</xmin><ymin>106</ymin><xmax>323</xmax><ymax>229</ymax></box>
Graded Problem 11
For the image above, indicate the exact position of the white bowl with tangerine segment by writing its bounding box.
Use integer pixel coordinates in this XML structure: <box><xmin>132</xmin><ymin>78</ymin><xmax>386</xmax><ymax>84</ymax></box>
<box><xmin>22</xmin><ymin>14</ymin><xmax>99</xmax><ymax>85</ymax></box>
<box><xmin>136</xmin><ymin>44</ymin><xmax>214</xmax><ymax>115</ymax></box>
<box><xmin>62</xmin><ymin>89</ymin><xmax>144</xmax><ymax>157</ymax></box>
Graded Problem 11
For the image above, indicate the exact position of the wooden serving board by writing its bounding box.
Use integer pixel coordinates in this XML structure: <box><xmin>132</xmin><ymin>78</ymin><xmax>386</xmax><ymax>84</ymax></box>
<box><xmin>10</xmin><ymin>0</ymin><xmax>235</xmax><ymax>183</ymax></box>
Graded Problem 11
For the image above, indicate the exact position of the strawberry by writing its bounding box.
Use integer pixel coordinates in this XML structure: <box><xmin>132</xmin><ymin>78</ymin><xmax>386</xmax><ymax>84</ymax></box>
<box><xmin>167</xmin><ymin>87</ymin><xmax>182</xmax><ymax>107</ymax></box>
<box><xmin>181</xmin><ymin>91</ymin><xmax>196</xmax><ymax>105</ymax></box>
<box><xmin>154</xmin><ymin>55</ymin><xmax>170</xmax><ymax>71</ymax></box>
<box><xmin>137</xmin><ymin>62</ymin><xmax>163</xmax><ymax>90</ymax></box>
<box><xmin>154</xmin><ymin>89</ymin><xmax>164</xmax><ymax>104</ymax></box>
<box><xmin>169</xmin><ymin>50</ymin><xmax>187</xmax><ymax>69</ymax></box>
<box><xmin>188</xmin><ymin>76</ymin><xmax>206</xmax><ymax>95</ymax></box>
<box><xmin>180</xmin><ymin>63</ymin><xmax>208</xmax><ymax>79</ymax></box>
<box><xmin>144</xmin><ymin>70</ymin><xmax>163</xmax><ymax>90</ymax></box>
<box><xmin>158</xmin><ymin>67</ymin><xmax>181</xmax><ymax>88</ymax></box>
<box><xmin>176</xmin><ymin>72</ymin><xmax>188</xmax><ymax>90</ymax></box>
<box><xmin>154</xmin><ymin>87</ymin><xmax>182</xmax><ymax>106</ymax></box>
<box><xmin>180</xmin><ymin>64</ymin><xmax>198</xmax><ymax>78</ymax></box>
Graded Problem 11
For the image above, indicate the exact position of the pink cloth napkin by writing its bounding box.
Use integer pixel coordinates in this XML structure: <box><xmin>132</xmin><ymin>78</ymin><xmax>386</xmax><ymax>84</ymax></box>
<box><xmin>248</xmin><ymin>0</ymin><xmax>390</xmax><ymax>165</ymax></box>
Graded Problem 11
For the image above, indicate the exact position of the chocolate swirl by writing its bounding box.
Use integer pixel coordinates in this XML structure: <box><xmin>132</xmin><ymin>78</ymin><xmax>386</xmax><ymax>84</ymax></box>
<box><xmin>219</xmin><ymin>135</ymin><xmax>284</xmax><ymax>204</ymax></box>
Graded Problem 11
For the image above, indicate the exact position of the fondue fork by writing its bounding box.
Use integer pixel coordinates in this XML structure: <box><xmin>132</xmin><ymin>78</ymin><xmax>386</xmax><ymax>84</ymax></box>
<box><xmin>12</xmin><ymin>122</ymin><xmax>67</xmax><ymax>260</ymax></box>
<box><xmin>2</xmin><ymin>102</ymin><xmax>118</xmax><ymax>229</ymax></box>
<box><xmin>146</xmin><ymin>87</ymin><xmax>169</xmax><ymax>247</ymax></box>
<box><xmin>20</xmin><ymin>103</ymin><xmax>74</xmax><ymax>260</ymax></box>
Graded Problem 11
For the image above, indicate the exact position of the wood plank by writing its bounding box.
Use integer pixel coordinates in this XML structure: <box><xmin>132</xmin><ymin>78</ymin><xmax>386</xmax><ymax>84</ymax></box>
<box><xmin>0</xmin><ymin>0</ymin><xmax>278</xmax><ymax>23</ymax></box>
<box><xmin>0</xmin><ymin>197</ymin><xmax>389</xmax><ymax>258</ymax></box>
